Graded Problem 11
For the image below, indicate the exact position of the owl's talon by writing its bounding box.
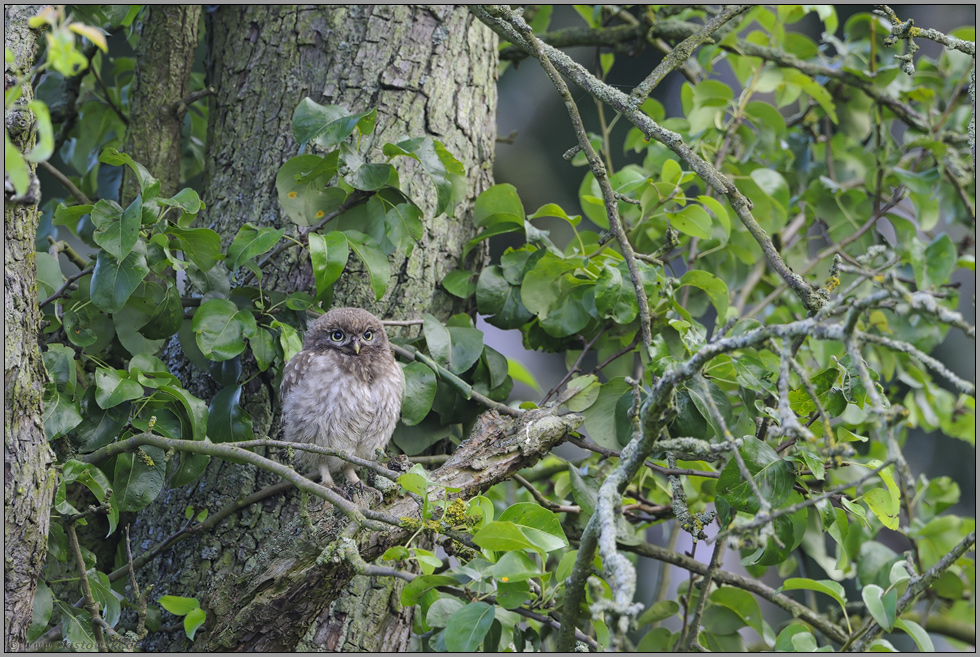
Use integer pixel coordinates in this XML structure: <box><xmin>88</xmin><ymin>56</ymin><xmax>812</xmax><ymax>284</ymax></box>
<box><xmin>331</xmin><ymin>485</ymin><xmax>353</xmax><ymax>501</ymax></box>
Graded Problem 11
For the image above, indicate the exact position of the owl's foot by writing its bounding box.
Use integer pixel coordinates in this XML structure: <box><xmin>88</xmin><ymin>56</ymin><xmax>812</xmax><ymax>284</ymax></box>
<box><xmin>347</xmin><ymin>481</ymin><xmax>384</xmax><ymax>506</ymax></box>
<box><xmin>331</xmin><ymin>484</ymin><xmax>354</xmax><ymax>501</ymax></box>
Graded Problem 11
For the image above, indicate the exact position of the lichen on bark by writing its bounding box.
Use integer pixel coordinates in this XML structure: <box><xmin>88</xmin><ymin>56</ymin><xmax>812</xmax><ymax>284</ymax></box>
<box><xmin>4</xmin><ymin>5</ymin><xmax>57</xmax><ymax>652</ymax></box>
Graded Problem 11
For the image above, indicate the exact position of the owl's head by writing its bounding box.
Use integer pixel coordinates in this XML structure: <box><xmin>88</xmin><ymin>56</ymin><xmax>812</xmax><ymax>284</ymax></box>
<box><xmin>304</xmin><ymin>307</ymin><xmax>391</xmax><ymax>358</ymax></box>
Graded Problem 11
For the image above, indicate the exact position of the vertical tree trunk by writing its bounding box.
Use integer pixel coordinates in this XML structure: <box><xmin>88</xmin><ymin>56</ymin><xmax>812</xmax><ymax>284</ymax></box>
<box><xmin>128</xmin><ymin>5</ymin><xmax>496</xmax><ymax>651</ymax></box>
<box><xmin>123</xmin><ymin>5</ymin><xmax>202</xmax><ymax>200</ymax></box>
<box><xmin>4</xmin><ymin>5</ymin><xmax>57</xmax><ymax>651</ymax></box>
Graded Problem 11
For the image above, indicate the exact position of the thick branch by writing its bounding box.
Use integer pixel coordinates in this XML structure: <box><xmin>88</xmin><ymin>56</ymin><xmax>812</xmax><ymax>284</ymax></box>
<box><xmin>189</xmin><ymin>408</ymin><xmax>581</xmax><ymax>650</ymax></box>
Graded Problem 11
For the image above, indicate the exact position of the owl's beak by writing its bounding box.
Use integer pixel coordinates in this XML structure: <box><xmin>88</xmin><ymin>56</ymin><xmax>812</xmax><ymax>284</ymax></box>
<box><xmin>352</xmin><ymin>339</ymin><xmax>361</xmax><ymax>355</ymax></box>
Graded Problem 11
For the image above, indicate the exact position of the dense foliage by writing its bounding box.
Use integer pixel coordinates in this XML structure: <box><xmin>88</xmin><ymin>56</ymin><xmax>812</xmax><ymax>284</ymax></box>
<box><xmin>5</xmin><ymin>4</ymin><xmax>975</xmax><ymax>652</ymax></box>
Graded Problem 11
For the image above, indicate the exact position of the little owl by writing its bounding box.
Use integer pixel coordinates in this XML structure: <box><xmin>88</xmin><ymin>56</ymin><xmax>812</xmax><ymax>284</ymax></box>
<box><xmin>280</xmin><ymin>307</ymin><xmax>403</xmax><ymax>489</ymax></box>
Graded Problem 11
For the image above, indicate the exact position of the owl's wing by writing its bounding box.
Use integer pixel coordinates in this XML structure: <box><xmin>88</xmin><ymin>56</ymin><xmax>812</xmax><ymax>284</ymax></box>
<box><xmin>280</xmin><ymin>350</ymin><xmax>315</xmax><ymax>403</ymax></box>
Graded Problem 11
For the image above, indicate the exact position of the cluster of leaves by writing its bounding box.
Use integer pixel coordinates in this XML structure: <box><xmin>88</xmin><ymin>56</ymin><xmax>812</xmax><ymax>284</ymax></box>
<box><xmin>392</xmin><ymin>467</ymin><xmax>570</xmax><ymax>651</ymax></box>
<box><xmin>396</xmin><ymin>5</ymin><xmax>974</xmax><ymax>652</ymax></box>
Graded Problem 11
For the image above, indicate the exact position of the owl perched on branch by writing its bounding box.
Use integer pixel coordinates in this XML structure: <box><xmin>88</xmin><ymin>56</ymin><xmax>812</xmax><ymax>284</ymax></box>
<box><xmin>280</xmin><ymin>308</ymin><xmax>403</xmax><ymax>490</ymax></box>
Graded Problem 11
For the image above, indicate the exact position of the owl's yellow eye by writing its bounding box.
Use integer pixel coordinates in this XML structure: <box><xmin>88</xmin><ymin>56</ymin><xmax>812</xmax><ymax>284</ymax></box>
<box><xmin>330</xmin><ymin>329</ymin><xmax>345</xmax><ymax>342</ymax></box>
<box><xmin>363</xmin><ymin>330</ymin><xmax>374</xmax><ymax>341</ymax></box>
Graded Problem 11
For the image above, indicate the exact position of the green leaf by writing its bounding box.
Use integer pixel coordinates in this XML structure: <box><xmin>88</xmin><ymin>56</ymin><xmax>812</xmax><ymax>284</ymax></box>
<box><xmin>192</xmin><ymin>299</ymin><xmax>258</xmax><ymax>361</ymax></box>
<box><xmin>775</xmin><ymin>624</ymin><xmax>829</xmax><ymax>652</ymax></box>
<box><xmin>166</xmin><ymin>226</ymin><xmax>223</xmax><ymax>272</ymax></box>
<box><xmin>4</xmin><ymin>132</ymin><xmax>30</xmax><ymax>197</ymax></box>
<box><xmin>679</xmin><ymin>270</ymin><xmax>729</xmax><ymax>320</ymax></box>
<box><xmin>343</xmin><ymin>230</ymin><xmax>390</xmax><ymax>300</ymax></box>
<box><xmin>62</xmin><ymin>460</ymin><xmax>118</xmax><ymax>535</ymax></box>
<box><xmin>157</xmin><ymin>385</ymin><xmax>208</xmax><ymax>443</ymax></box>
<box><xmin>473</xmin><ymin>183</ymin><xmax>525</xmax><ymax>227</ymax></box>
<box><xmin>583</xmin><ymin>377</ymin><xmax>633</xmax><ymax>449</ymax></box>
<box><xmin>670</xmin><ymin>204</ymin><xmax>712</xmax><ymax>239</ymax></box>
<box><xmin>226</xmin><ymin>222</ymin><xmax>285</xmax><ymax>271</ymax></box>
<box><xmin>863</xmin><ymin>487</ymin><xmax>900</xmax><ymax>530</ymax></box>
<box><xmin>141</xmin><ymin>283</ymin><xmax>183</xmax><ymax>340</ymax></box>
<box><xmin>42</xmin><ymin>343</ymin><xmax>76</xmax><ymax>392</ymax></box>
<box><xmin>595</xmin><ymin>263</ymin><xmax>639</xmax><ymax>324</ymax></box>
<box><xmin>400</xmin><ymin>362</ymin><xmax>437</xmax><ymax>426</ymax></box>
<box><xmin>893</xmin><ymin>618</ymin><xmax>934</xmax><ymax>653</ymax></box>
<box><xmin>91</xmin><ymin>197</ymin><xmax>140</xmax><ymax>260</ymax></box>
<box><xmin>206</xmin><ymin>385</ymin><xmax>254</xmax><ymax>443</ymax></box>
<box><xmin>75</xmin><ymin>388</ymin><xmax>130</xmax><ymax>452</ymax></box>
<box><xmin>910</xmin><ymin>234</ymin><xmax>956</xmax><ymax>290</ymax></box>
<box><xmin>400</xmin><ymin>574</ymin><xmax>459</xmax><ymax>606</ymax></box>
<box><xmin>24</xmin><ymin>100</ymin><xmax>54</xmax><ymax>162</ymax></box>
<box><xmin>94</xmin><ymin>368</ymin><xmax>144</xmax><ymax>409</ymax></box>
<box><xmin>89</xmin><ymin>243</ymin><xmax>149</xmax><ymax>313</ymax></box>
<box><xmin>28</xmin><ymin>580</ymin><xmax>53</xmax><ymax>643</ymax></box>
<box><xmin>292</xmin><ymin>98</ymin><xmax>373</xmax><ymax>149</ymax></box>
<box><xmin>495</xmin><ymin>580</ymin><xmax>530</xmax><ymax>610</ymax></box>
<box><xmin>778</xmin><ymin>578</ymin><xmax>849</xmax><ymax>624</ymax></box>
<box><xmin>426</xmin><ymin>596</ymin><xmax>464</xmax><ymax>628</ymax></box>
<box><xmin>564</xmin><ymin>374</ymin><xmax>600</xmax><ymax>412</ymax></box>
<box><xmin>158</xmin><ymin>188</ymin><xmax>204</xmax><ymax>225</ymax></box>
<box><xmin>697</xmin><ymin>195</ymin><xmax>730</xmax><ymax>240</ymax></box>
<box><xmin>507</xmin><ymin>358</ymin><xmax>541</xmax><ymax>393</ymax></box>
<box><xmin>448</xmin><ymin>325</ymin><xmax>484</xmax><ymax>374</ymax></box>
<box><xmin>529</xmin><ymin>202</ymin><xmax>581</xmax><ymax>226</ymax></box>
<box><xmin>717</xmin><ymin>437</ymin><xmax>794</xmax><ymax>511</ymax></box>
<box><xmin>338</xmin><ymin>142</ymin><xmax>397</xmax><ymax>191</ymax></box>
<box><xmin>55</xmin><ymin>601</ymin><xmax>95</xmax><ymax>651</ymax></box>
<box><xmin>476</xmin><ymin>265</ymin><xmax>533</xmax><ymax>330</ymax></box>
<box><xmin>422</xmin><ymin>313</ymin><xmax>451</xmax><ymax>368</ymax></box>
<box><xmin>637</xmin><ymin>600</ymin><xmax>680</xmax><ymax>625</ymax></box>
<box><xmin>784</xmin><ymin>70</ymin><xmax>838</xmax><ymax>123</ymax></box>
<box><xmin>442</xmin><ymin>270</ymin><xmax>477</xmax><ymax>299</ymax></box>
<box><xmin>276</xmin><ymin>153</ymin><xmax>347</xmax><ymax>226</ymax></box>
<box><xmin>99</xmin><ymin>148</ymin><xmax>160</xmax><ymax>200</ymax></box>
<box><xmin>184</xmin><ymin>607</ymin><xmax>206</xmax><ymax>641</ymax></box>
<box><xmin>637</xmin><ymin>627</ymin><xmax>674</xmax><ymax>651</ymax></box>
<box><xmin>384</xmin><ymin>201</ymin><xmax>424</xmax><ymax>254</ymax></box>
<box><xmin>444</xmin><ymin>601</ymin><xmax>495</xmax><ymax>653</ymax></box>
<box><xmin>474</xmin><ymin>502</ymin><xmax>568</xmax><ymax>556</ymax></box>
<box><xmin>492</xmin><ymin>550</ymin><xmax>542</xmax><ymax>583</ymax></box>
<box><xmin>308</xmin><ymin>231</ymin><xmax>349</xmax><ymax>299</ymax></box>
<box><xmin>861</xmin><ymin>584</ymin><xmax>897</xmax><ymax>631</ymax></box>
<box><xmin>383</xmin><ymin>137</ymin><xmax>467</xmax><ymax>217</ymax></box>
<box><xmin>250</xmin><ymin>327</ymin><xmax>277</xmax><ymax>373</ymax></box>
<box><xmin>709</xmin><ymin>587</ymin><xmax>764</xmax><ymax>637</ymax></box>
<box><xmin>157</xmin><ymin>595</ymin><xmax>200</xmax><ymax>616</ymax></box>
<box><xmin>114</xmin><ymin>445</ymin><xmax>166</xmax><ymax>512</ymax></box>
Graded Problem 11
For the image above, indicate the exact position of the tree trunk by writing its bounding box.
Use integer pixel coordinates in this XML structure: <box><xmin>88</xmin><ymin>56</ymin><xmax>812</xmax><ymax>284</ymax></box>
<box><xmin>129</xmin><ymin>5</ymin><xmax>497</xmax><ymax>651</ymax></box>
<box><xmin>122</xmin><ymin>5</ymin><xmax>202</xmax><ymax>201</ymax></box>
<box><xmin>4</xmin><ymin>5</ymin><xmax>57</xmax><ymax>651</ymax></box>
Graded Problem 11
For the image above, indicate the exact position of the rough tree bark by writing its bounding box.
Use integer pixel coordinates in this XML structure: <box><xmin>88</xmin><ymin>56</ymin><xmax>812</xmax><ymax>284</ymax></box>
<box><xmin>127</xmin><ymin>5</ymin><xmax>498</xmax><ymax>651</ymax></box>
<box><xmin>122</xmin><ymin>5</ymin><xmax>202</xmax><ymax>202</ymax></box>
<box><xmin>4</xmin><ymin>5</ymin><xmax>57</xmax><ymax>652</ymax></box>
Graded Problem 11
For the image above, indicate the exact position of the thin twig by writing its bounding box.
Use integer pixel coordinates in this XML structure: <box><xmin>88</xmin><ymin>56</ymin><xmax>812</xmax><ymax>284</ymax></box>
<box><xmin>39</xmin><ymin>264</ymin><xmax>94</xmax><ymax>309</ymax></box>
<box><xmin>631</xmin><ymin>5</ymin><xmax>750</xmax><ymax>102</ymax></box>
<box><xmin>169</xmin><ymin>86</ymin><xmax>215</xmax><ymax>116</ymax></box>
<box><xmin>512</xmin><ymin>473</ymin><xmax>580</xmax><ymax>514</ymax></box>
<box><xmin>38</xmin><ymin>160</ymin><xmax>92</xmax><ymax>205</ymax></box>
<box><xmin>66</xmin><ymin>521</ymin><xmax>108</xmax><ymax>651</ymax></box>
<box><xmin>78</xmin><ymin>433</ymin><xmax>395</xmax><ymax>530</ymax></box>
<box><xmin>680</xmin><ymin>540</ymin><xmax>725</xmax><ymax>651</ymax></box>
<box><xmin>391</xmin><ymin>343</ymin><xmax>522</xmax><ymax>417</ymax></box>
